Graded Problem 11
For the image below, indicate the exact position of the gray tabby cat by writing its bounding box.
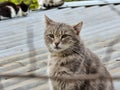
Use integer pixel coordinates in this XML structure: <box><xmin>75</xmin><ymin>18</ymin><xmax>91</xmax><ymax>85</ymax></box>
<box><xmin>44</xmin><ymin>16</ymin><xmax>115</xmax><ymax>90</ymax></box>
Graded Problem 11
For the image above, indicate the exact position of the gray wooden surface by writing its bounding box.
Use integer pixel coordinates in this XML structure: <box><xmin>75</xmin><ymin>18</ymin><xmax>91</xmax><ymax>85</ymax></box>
<box><xmin>0</xmin><ymin>3</ymin><xmax>120</xmax><ymax>90</ymax></box>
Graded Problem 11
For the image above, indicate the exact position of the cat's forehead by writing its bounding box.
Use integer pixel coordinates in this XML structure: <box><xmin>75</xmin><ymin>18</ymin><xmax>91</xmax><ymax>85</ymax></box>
<box><xmin>46</xmin><ymin>23</ymin><xmax>74</xmax><ymax>35</ymax></box>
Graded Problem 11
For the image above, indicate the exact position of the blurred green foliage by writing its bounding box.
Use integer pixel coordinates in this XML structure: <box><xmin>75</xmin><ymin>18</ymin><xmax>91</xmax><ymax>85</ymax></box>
<box><xmin>0</xmin><ymin>0</ymin><xmax>39</xmax><ymax>9</ymax></box>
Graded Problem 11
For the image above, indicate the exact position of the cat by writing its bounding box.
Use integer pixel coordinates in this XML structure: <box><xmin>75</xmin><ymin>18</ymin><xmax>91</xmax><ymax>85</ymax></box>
<box><xmin>0</xmin><ymin>1</ymin><xmax>30</xmax><ymax>20</ymax></box>
<box><xmin>44</xmin><ymin>16</ymin><xmax>115</xmax><ymax>90</ymax></box>
<box><xmin>39</xmin><ymin>0</ymin><xmax>64</xmax><ymax>9</ymax></box>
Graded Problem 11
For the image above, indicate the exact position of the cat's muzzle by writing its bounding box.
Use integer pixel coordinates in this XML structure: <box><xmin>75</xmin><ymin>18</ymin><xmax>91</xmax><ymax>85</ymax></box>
<box><xmin>54</xmin><ymin>46</ymin><xmax>61</xmax><ymax>50</ymax></box>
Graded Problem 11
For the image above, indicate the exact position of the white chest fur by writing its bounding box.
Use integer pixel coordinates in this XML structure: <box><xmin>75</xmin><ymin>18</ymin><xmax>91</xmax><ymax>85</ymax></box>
<box><xmin>17</xmin><ymin>8</ymin><xmax>23</xmax><ymax>17</ymax></box>
<box><xmin>47</xmin><ymin>54</ymin><xmax>55</xmax><ymax>90</ymax></box>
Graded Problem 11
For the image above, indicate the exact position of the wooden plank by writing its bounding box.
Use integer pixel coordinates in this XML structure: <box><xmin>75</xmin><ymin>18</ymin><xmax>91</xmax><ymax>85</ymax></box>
<box><xmin>30</xmin><ymin>83</ymin><xmax>49</xmax><ymax>90</ymax></box>
<box><xmin>0</xmin><ymin>48</ymin><xmax>47</xmax><ymax>65</ymax></box>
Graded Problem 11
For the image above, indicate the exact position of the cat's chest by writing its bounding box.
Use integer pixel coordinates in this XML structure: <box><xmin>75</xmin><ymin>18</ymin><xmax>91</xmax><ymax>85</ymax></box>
<box><xmin>48</xmin><ymin>56</ymin><xmax>68</xmax><ymax>73</ymax></box>
<box><xmin>47</xmin><ymin>55</ymin><xmax>84</xmax><ymax>76</ymax></box>
<box><xmin>48</xmin><ymin>57</ymin><xmax>61</xmax><ymax>70</ymax></box>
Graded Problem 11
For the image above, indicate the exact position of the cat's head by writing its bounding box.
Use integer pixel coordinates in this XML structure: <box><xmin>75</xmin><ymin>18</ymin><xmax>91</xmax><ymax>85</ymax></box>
<box><xmin>44</xmin><ymin>16</ymin><xmax>83</xmax><ymax>53</ymax></box>
<box><xmin>19</xmin><ymin>1</ymin><xmax>30</xmax><ymax>16</ymax></box>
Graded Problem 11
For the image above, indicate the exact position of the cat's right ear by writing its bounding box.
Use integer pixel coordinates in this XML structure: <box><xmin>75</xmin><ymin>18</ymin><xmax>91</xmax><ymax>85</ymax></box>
<box><xmin>45</xmin><ymin>15</ymin><xmax>54</xmax><ymax>25</ymax></box>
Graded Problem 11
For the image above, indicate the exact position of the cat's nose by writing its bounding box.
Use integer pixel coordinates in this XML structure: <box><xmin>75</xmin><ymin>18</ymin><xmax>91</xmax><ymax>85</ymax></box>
<box><xmin>55</xmin><ymin>42</ymin><xmax>59</xmax><ymax>46</ymax></box>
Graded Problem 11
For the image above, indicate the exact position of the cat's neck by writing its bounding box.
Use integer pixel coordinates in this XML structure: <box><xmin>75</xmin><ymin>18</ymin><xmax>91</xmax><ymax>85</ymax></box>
<box><xmin>51</xmin><ymin>42</ymin><xmax>85</xmax><ymax>57</ymax></box>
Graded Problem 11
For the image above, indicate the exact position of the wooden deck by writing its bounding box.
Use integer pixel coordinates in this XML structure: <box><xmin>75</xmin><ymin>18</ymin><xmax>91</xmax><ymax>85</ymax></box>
<box><xmin>0</xmin><ymin>2</ymin><xmax>120</xmax><ymax>90</ymax></box>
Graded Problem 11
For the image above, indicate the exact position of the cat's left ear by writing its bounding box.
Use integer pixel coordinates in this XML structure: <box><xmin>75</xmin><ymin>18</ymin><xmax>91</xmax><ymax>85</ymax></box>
<box><xmin>73</xmin><ymin>21</ymin><xmax>83</xmax><ymax>35</ymax></box>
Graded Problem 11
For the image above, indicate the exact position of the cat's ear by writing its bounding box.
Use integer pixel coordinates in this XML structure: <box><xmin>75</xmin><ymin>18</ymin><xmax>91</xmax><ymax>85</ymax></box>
<box><xmin>45</xmin><ymin>15</ymin><xmax>55</xmax><ymax>25</ymax></box>
<box><xmin>73</xmin><ymin>21</ymin><xmax>83</xmax><ymax>35</ymax></box>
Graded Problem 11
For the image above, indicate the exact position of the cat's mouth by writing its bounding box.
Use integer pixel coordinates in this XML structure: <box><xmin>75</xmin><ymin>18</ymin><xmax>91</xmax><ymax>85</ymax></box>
<box><xmin>54</xmin><ymin>46</ymin><xmax>61</xmax><ymax>50</ymax></box>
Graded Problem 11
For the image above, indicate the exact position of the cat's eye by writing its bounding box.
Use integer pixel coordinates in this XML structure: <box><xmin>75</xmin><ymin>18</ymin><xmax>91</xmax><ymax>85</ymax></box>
<box><xmin>61</xmin><ymin>34</ymin><xmax>68</xmax><ymax>38</ymax></box>
<box><xmin>48</xmin><ymin>34</ymin><xmax>54</xmax><ymax>38</ymax></box>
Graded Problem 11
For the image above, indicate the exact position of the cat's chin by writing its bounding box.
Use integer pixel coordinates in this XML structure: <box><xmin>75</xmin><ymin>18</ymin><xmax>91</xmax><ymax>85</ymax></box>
<box><xmin>54</xmin><ymin>46</ymin><xmax>61</xmax><ymax>49</ymax></box>
<box><xmin>53</xmin><ymin>48</ymin><xmax>62</xmax><ymax>52</ymax></box>
<box><xmin>51</xmin><ymin>47</ymin><xmax>64</xmax><ymax>53</ymax></box>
